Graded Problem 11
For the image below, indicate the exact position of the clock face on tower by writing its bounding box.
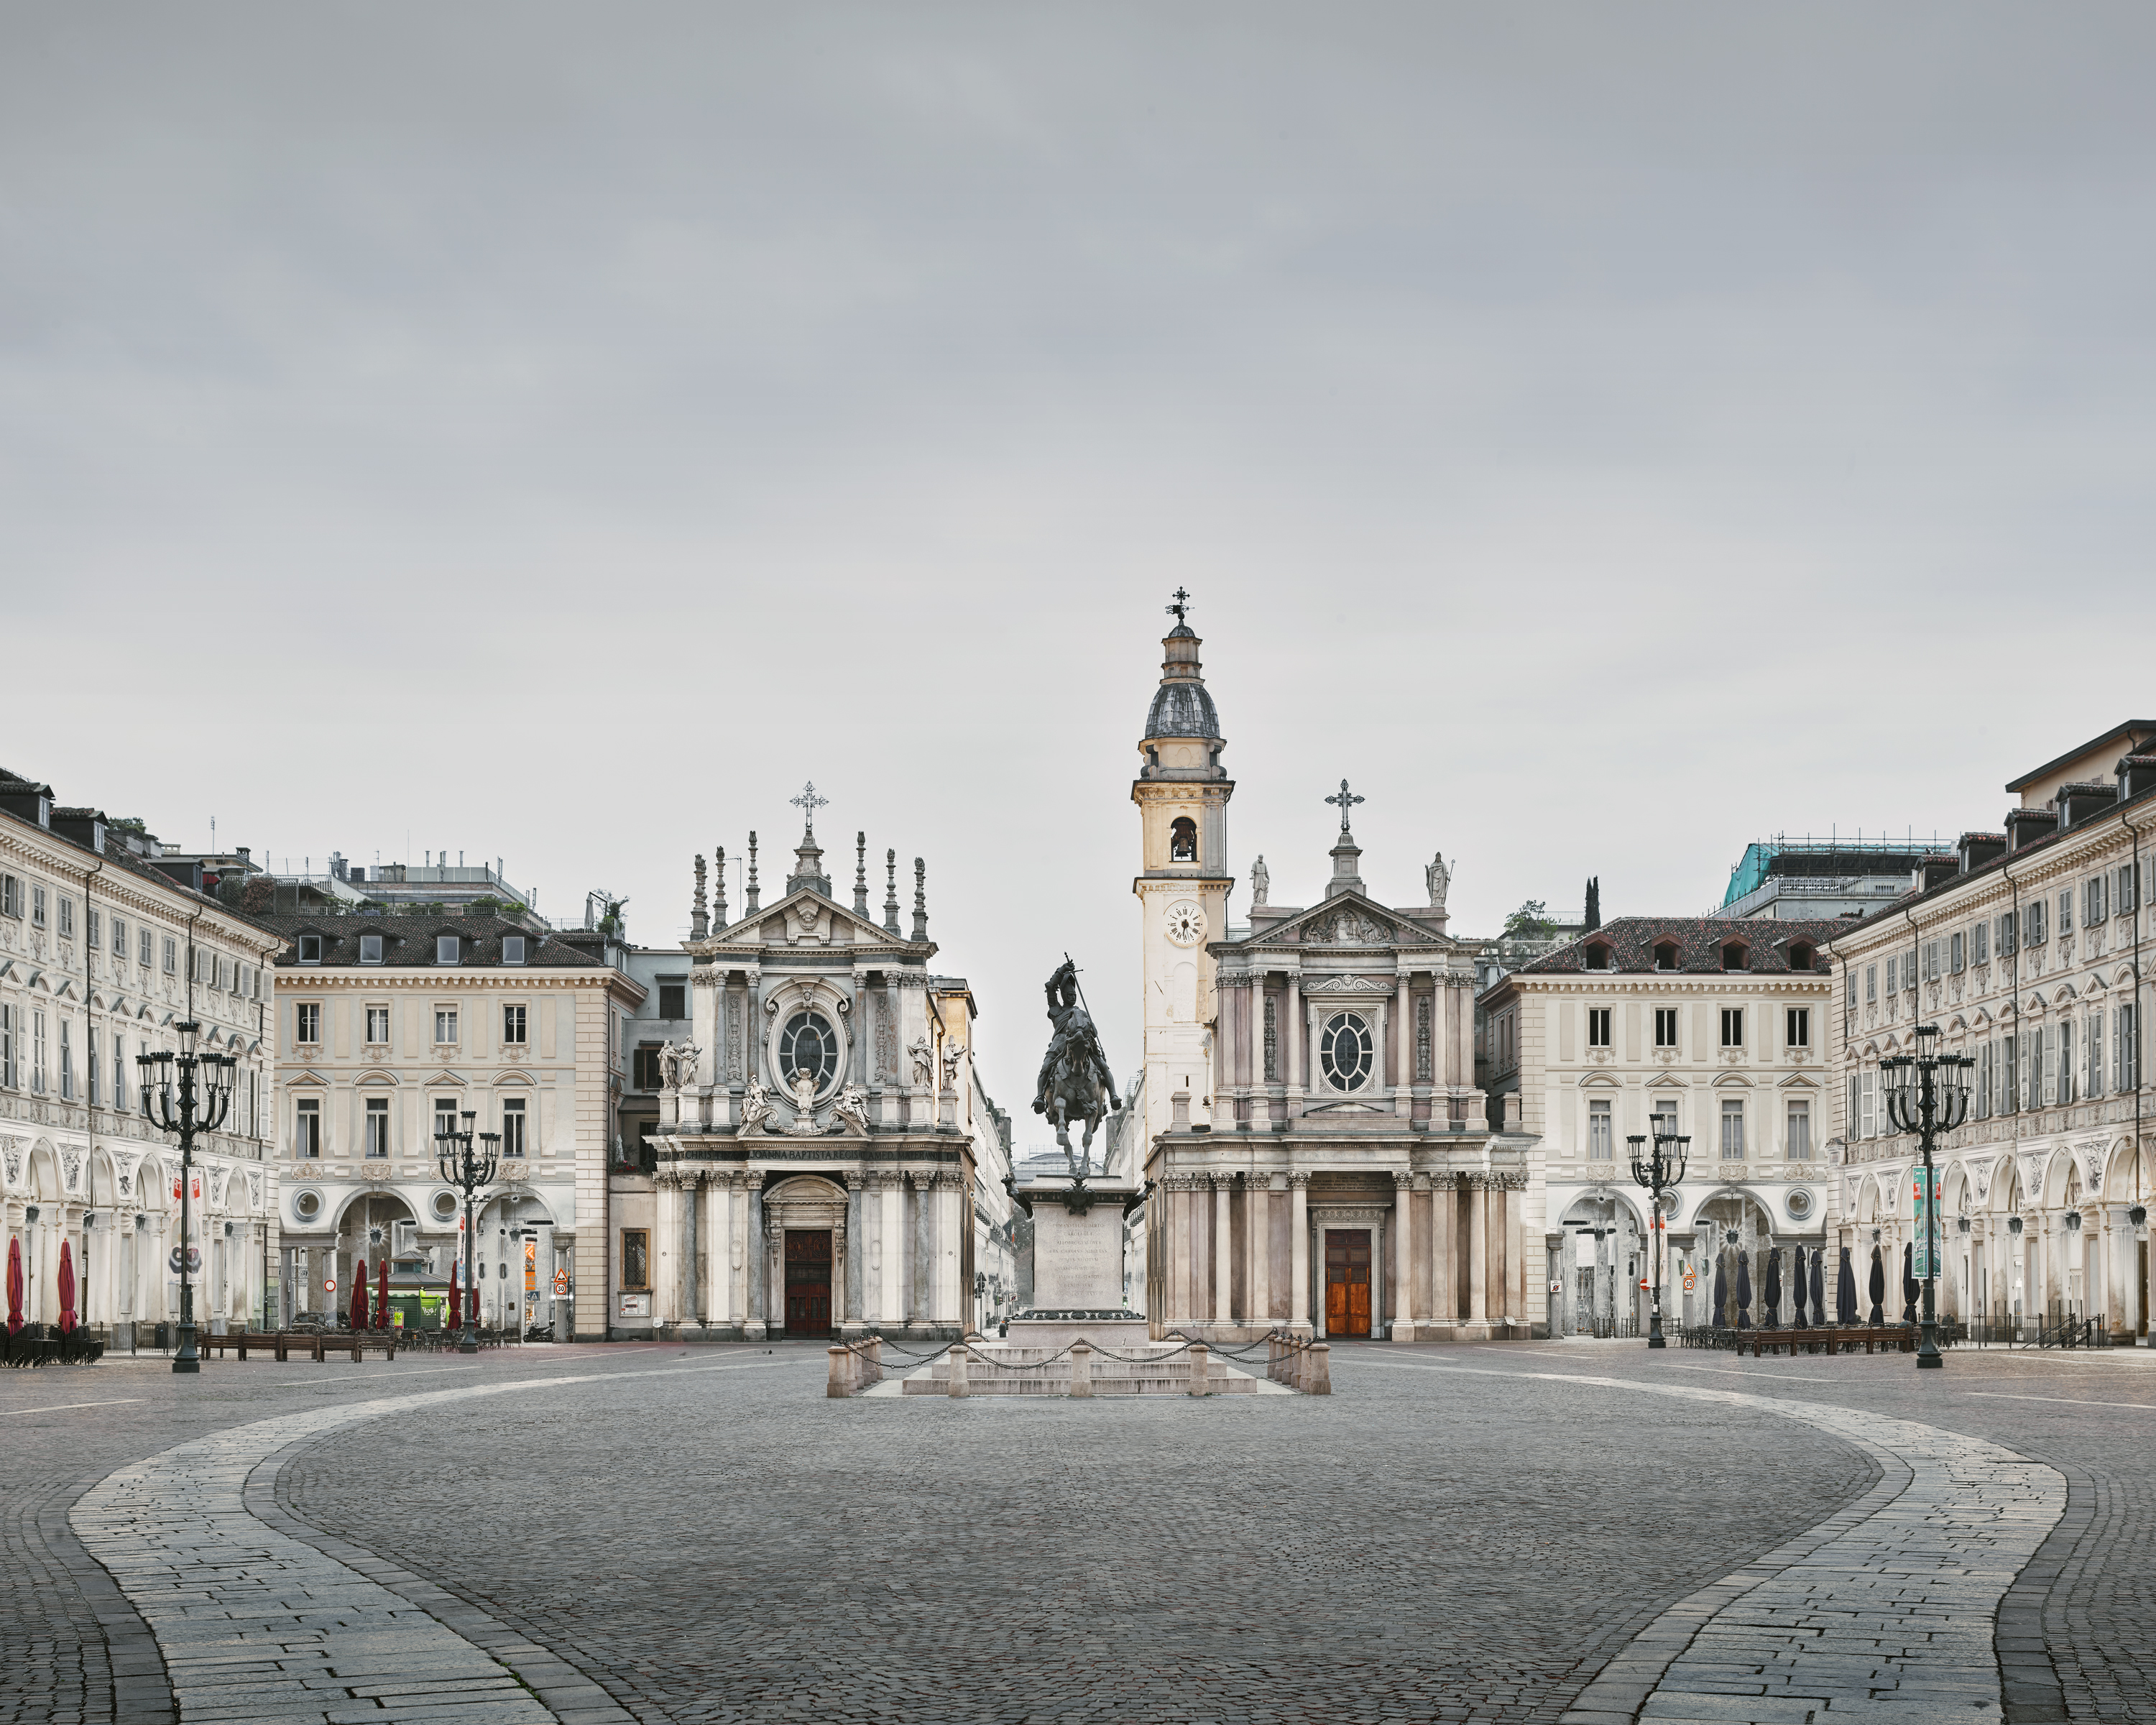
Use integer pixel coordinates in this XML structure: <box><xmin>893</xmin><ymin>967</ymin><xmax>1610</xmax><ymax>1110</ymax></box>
<box><xmin>1164</xmin><ymin>901</ymin><xmax>1207</xmax><ymax>947</ymax></box>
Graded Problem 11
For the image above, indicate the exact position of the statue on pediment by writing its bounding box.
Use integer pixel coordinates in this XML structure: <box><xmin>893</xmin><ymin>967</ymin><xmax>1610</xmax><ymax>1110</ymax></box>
<box><xmin>1427</xmin><ymin>852</ymin><xmax>1452</xmax><ymax>910</ymax></box>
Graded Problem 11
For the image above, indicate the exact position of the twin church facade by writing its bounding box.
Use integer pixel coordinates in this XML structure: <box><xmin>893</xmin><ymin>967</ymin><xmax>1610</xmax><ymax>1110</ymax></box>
<box><xmin>1132</xmin><ymin>612</ymin><xmax>1534</xmax><ymax>1343</ymax></box>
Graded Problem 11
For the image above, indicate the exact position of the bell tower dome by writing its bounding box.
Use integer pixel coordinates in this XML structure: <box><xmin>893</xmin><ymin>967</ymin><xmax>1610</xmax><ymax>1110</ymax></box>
<box><xmin>1133</xmin><ymin>589</ymin><xmax>1234</xmax><ymax>1142</ymax></box>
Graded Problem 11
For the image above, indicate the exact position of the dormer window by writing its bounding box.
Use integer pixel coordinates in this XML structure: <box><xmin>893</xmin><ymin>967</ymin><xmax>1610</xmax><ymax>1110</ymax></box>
<box><xmin>502</xmin><ymin>934</ymin><xmax>526</xmax><ymax>965</ymax></box>
<box><xmin>436</xmin><ymin>935</ymin><xmax>461</xmax><ymax>965</ymax></box>
<box><xmin>1654</xmin><ymin>942</ymin><xmax>1679</xmax><ymax>972</ymax></box>
<box><xmin>359</xmin><ymin>934</ymin><xmax>383</xmax><ymax>965</ymax></box>
<box><xmin>1721</xmin><ymin>942</ymin><xmax>1749</xmax><ymax>972</ymax></box>
<box><xmin>1787</xmin><ymin>942</ymin><xmax>1813</xmax><ymax>972</ymax></box>
<box><xmin>1169</xmin><ymin>816</ymin><xmax>1198</xmax><ymax>863</ymax></box>
<box><xmin>296</xmin><ymin>934</ymin><xmax>322</xmax><ymax>965</ymax></box>
<box><xmin>1584</xmin><ymin>943</ymin><xmax>1612</xmax><ymax>972</ymax></box>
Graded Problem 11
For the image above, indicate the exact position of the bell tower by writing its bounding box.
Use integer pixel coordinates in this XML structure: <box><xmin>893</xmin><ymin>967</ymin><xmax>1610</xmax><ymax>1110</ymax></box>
<box><xmin>1133</xmin><ymin>589</ymin><xmax>1234</xmax><ymax>1142</ymax></box>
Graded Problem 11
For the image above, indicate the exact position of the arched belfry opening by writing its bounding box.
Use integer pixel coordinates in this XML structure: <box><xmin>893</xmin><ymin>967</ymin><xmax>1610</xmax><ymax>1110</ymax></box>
<box><xmin>1170</xmin><ymin>816</ymin><xmax>1198</xmax><ymax>863</ymax></box>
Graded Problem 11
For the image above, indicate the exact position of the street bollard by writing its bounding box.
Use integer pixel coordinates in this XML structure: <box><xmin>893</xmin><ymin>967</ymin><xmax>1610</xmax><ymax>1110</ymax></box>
<box><xmin>1187</xmin><ymin>1342</ymin><xmax>1209</xmax><ymax>1397</ymax></box>
<box><xmin>827</xmin><ymin>1346</ymin><xmax>853</xmax><ymax>1399</ymax></box>
<box><xmin>1069</xmin><ymin>1339</ymin><xmax>1093</xmax><ymax>1398</ymax></box>
<box><xmin>1308</xmin><ymin>1342</ymin><xmax>1331</xmax><ymax>1395</ymax></box>
<box><xmin>947</xmin><ymin>1343</ymin><xmax>969</xmax><ymax>1399</ymax></box>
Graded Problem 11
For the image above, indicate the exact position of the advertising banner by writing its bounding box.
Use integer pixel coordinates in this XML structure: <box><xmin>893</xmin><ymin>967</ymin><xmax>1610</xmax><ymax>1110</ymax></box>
<box><xmin>1910</xmin><ymin>1164</ymin><xmax>1940</xmax><ymax>1279</ymax></box>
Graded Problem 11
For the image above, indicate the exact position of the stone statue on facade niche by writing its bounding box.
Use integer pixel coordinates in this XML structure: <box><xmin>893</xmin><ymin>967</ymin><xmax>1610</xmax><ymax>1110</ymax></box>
<box><xmin>908</xmin><ymin>1036</ymin><xmax>934</xmax><ymax>1090</ymax></box>
<box><xmin>1250</xmin><ymin>855</ymin><xmax>1269</xmax><ymax>906</ymax></box>
<box><xmin>942</xmin><ymin>1044</ymin><xmax>964</xmax><ymax>1093</ymax></box>
<box><xmin>659</xmin><ymin>1039</ymin><xmax>700</xmax><ymax>1092</ymax></box>
<box><xmin>741</xmin><ymin>1074</ymin><xmax>775</xmax><ymax>1136</ymax></box>
<box><xmin>1032</xmin><ymin>958</ymin><xmax>1122</xmax><ymax>1177</ymax></box>
<box><xmin>786</xmin><ymin>1067</ymin><xmax>823</xmax><ymax>1135</ymax></box>
<box><xmin>833</xmin><ymin>1082</ymin><xmax>871</xmax><ymax>1137</ymax></box>
<box><xmin>1427</xmin><ymin>852</ymin><xmax>1452</xmax><ymax>909</ymax></box>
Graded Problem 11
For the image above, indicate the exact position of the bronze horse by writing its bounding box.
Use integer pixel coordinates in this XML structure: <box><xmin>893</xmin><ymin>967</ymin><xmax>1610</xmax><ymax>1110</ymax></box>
<box><xmin>1032</xmin><ymin>960</ymin><xmax>1121</xmax><ymax>1177</ymax></box>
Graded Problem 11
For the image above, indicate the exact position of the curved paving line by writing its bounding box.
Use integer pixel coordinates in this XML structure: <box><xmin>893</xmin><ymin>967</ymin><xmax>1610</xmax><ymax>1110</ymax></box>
<box><xmin>68</xmin><ymin>1360</ymin><xmax>783</xmax><ymax>1724</ymax></box>
<box><xmin>1368</xmin><ymin>1363</ymin><xmax>2068</xmax><ymax>1725</ymax></box>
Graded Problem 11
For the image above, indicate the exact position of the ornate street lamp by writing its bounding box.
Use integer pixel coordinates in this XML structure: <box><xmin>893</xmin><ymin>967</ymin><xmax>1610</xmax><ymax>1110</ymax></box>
<box><xmin>1628</xmin><ymin>1129</ymin><xmax>1690</xmax><ymax>1348</ymax></box>
<box><xmin>1882</xmin><ymin>1024</ymin><xmax>1974</xmax><ymax>1369</ymax></box>
<box><xmin>137</xmin><ymin>1021</ymin><xmax>236</xmax><ymax>1375</ymax></box>
<box><xmin>433</xmin><ymin>1109</ymin><xmax>499</xmax><ymax>1356</ymax></box>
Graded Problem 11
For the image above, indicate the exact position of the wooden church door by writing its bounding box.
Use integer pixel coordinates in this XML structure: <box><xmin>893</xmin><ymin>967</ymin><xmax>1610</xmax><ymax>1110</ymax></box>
<box><xmin>1325</xmin><ymin>1229</ymin><xmax>1370</xmax><ymax>1338</ymax></box>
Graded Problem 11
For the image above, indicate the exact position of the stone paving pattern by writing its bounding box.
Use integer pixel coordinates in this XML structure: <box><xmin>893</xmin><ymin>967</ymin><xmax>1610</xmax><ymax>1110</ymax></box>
<box><xmin>278</xmin><ymin>1349</ymin><xmax>1876</xmax><ymax>1725</ymax></box>
<box><xmin>8</xmin><ymin>1340</ymin><xmax>2156</xmax><ymax>1723</ymax></box>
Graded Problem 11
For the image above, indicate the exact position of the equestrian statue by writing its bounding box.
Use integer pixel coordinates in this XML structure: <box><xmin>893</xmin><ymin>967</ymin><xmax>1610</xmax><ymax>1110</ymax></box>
<box><xmin>1032</xmin><ymin>957</ymin><xmax>1121</xmax><ymax>1178</ymax></box>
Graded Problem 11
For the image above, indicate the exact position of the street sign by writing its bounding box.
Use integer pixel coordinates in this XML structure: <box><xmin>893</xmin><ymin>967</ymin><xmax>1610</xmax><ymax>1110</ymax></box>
<box><xmin>324</xmin><ymin>1278</ymin><xmax>337</xmax><ymax>1293</ymax></box>
<box><xmin>553</xmin><ymin>1269</ymin><xmax>568</xmax><ymax>1295</ymax></box>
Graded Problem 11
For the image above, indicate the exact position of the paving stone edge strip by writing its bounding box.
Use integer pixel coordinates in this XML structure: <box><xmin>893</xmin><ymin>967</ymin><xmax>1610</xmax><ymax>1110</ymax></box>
<box><xmin>1995</xmin><ymin>1458</ymin><xmax>2085</xmax><ymax>1725</ymax></box>
<box><xmin>244</xmin><ymin>1428</ymin><xmax>640</xmax><ymax>1725</ymax></box>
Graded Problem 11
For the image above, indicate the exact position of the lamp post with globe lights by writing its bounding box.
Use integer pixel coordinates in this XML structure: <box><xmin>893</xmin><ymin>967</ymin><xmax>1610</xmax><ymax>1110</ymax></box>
<box><xmin>1628</xmin><ymin>1128</ymin><xmax>1690</xmax><ymax>1348</ymax></box>
<box><xmin>433</xmin><ymin>1109</ymin><xmax>499</xmax><ymax>1356</ymax></box>
<box><xmin>1882</xmin><ymin>1022</ymin><xmax>1975</xmax><ymax>1369</ymax></box>
<box><xmin>137</xmin><ymin>1021</ymin><xmax>236</xmax><ymax>1374</ymax></box>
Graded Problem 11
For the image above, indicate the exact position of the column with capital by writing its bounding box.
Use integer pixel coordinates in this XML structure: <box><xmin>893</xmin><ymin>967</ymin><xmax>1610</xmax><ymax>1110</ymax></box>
<box><xmin>653</xmin><ymin>1170</ymin><xmax>681</xmax><ymax>1331</ymax></box>
<box><xmin>1245</xmin><ymin>975</ymin><xmax>1266</xmax><ymax>1131</ymax></box>
<box><xmin>1503</xmin><ymin>1174</ymin><xmax>1526</xmax><ymax>1331</ymax></box>
<box><xmin>1467</xmin><ymin>1174</ymin><xmax>1489</xmax><ymax>1328</ymax></box>
<box><xmin>830</xmin><ymin>1206</ymin><xmax>848</xmax><ymax>1336</ymax></box>
<box><xmin>1289</xmin><ymin>1172</ymin><xmax>1312</xmax><ymax>1335</ymax></box>
<box><xmin>1247</xmin><ymin>1172</ymin><xmax>1272</xmax><ymax>1329</ymax></box>
<box><xmin>743</xmin><ymin>1174</ymin><xmax>767</xmax><ymax>1340</ymax></box>
<box><xmin>1392</xmin><ymin>973</ymin><xmax>1413</xmax><ymax>1119</ymax></box>
<box><xmin>1212</xmin><ymin>1174</ymin><xmax>1232</xmax><ymax>1328</ymax></box>
<box><xmin>880</xmin><ymin>1171</ymin><xmax>901</xmax><ymax>1324</ymax></box>
<box><xmin>1165</xmin><ymin>1175</ymin><xmax>1189</xmax><ymax>1330</ymax></box>
<box><xmin>1393</xmin><ymin>1172</ymin><xmax>1415</xmax><ymax>1340</ymax></box>
<box><xmin>911</xmin><ymin>1170</ymin><xmax>934</xmax><ymax>1332</ymax></box>
<box><xmin>843</xmin><ymin>1172</ymin><xmax>865</xmax><ymax>1334</ymax></box>
<box><xmin>1431</xmin><ymin>1174</ymin><xmax>1456</xmax><ymax>1330</ymax></box>
<box><xmin>701</xmin><ymin>1171</ymin><xmax>729</xmax><ymax>1330</ymax></box>
<box><xmin>765</xmin><ymin>1215</ymin><xmax>785</xmax><ymax>1338</ymax></box>
<box><xmin>1284</xmin><ymin>973</ymin><xmax>1304</xmax><ymax>1111</ymax></box>
<box><xmin>1371</xmin><ymin>1209</ymin><xmax>1386</xmax><ymax>1340</ymax></box>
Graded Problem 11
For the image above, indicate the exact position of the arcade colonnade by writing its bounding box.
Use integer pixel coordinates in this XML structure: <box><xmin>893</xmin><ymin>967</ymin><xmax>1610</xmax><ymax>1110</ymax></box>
<box><xmin>1148</xmin><ymin>1166</ymin><xmax>1533</xmax><ymax>1343</ymax></box>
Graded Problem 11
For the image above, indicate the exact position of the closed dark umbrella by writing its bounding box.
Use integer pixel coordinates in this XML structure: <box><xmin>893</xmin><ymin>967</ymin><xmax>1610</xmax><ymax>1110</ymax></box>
<box><xmin>6</xmin><ymin>1234</ymin><xmax>24</xmax><ymax>1334</ymax></box>
<box><xmin>1810</xmin><ymin>1248</ymin><xmax>1825</xmax><ymax>1326</ymax></box>
<box><xmin>1792</xmin><ymin>1248</ymin><xmax>1808</xmax><ymax>1325</ymax></box>
<box><xmin>1712</xmin><ymin>1254</ymin><xmax>1728</xmax><ymax>1329</ymax></box>
<box><xmin>57</xmin><ymin>1239</ymin><xmax>77</xmax><ymax>1335</ymax></box>
<box><xmin>1837</xmin><ymin>1247</ymin><xmax>1857</xmax><ymax>1324</ymax></box>
<box><xmin>376</xmin><ymin>1259</ymin><xmax>390</xmax><ymax>1332</ymax></box>
<box><xmin>1868</xmin><ymin>1244</ymin><xmax>1886</xmax><ymax>1326</ymax></box>
<box><xmin>1765</xmin><ymin>1248</ymin><xmax>1782</xmax><ymax>1330</ymax></box>
<box><xmin>447</xmin><ymin>1274</ymin><xmax>461</xmax><ymax>1333</ymax></box>
<box><xmin>350</xmin><ymin>1262</ymin><xmax>368</xmax><ymax>1331</ymax></box>
<box><xmin>1736</xmin><ymin>1250</ymin><xmax>1752</xmax><ymax>1330</ymax></box>
<box><xmin>1901</xmin><ymin>1241</ymin><xmax>1920</xmax><ymax>1325</ymax></box>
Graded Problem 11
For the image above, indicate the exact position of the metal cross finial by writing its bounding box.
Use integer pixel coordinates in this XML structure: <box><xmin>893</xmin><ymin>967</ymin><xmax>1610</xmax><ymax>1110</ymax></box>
<box><xmin>1325</xmin><ymin>778</ymin><xmax>1365</xmax><ymax>832</ymax></box>
<box><xmin>790</xmin><ymin>781</ymin><xmax>829</xmax><ymax>834</ymax></box>
<box><xmin>1166</xmin><ymin>586</ymin><xmax>1191</xmax><ymax>625</ymax></box>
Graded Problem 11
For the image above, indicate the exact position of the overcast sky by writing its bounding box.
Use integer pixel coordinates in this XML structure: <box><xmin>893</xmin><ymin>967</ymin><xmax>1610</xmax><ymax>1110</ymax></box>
<box><xmin>7</xmin><ymin>6</ymin><xmax>2156</xmax><ymax>1129</ymax></box>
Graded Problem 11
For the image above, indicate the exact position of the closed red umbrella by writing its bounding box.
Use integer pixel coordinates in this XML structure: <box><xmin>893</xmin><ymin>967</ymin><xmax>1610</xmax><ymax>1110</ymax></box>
<box><xmin>56</xmin><ymin>1239</ymin><xmax>77</xmax><ymax>1335</ymax></box>
<box><xmin>447</xmin><ymin>1272</ymin><xmax>461</xmax><ymax>1332</ymax></box>
<box><xmin>376</xmin><ymin>1259</ymin><xmax>390</xmax><ymax>1330</ymax></box>
<box><xmin>6</xmin><ymin>1235</ymin><xmax>22</xmax><ymax>1335</ymax></box>
<box><xmin>350</xmin><ymin>1262</ymin><xmax>369</xmax><ymax>1330</ymax></box>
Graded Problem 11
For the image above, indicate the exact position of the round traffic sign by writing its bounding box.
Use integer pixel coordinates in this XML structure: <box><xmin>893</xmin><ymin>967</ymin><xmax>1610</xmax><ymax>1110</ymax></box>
<box><xmin>324</xmin><ymin>1277</ymin><xmax>338</xmax><ymax>1293</ymax></box>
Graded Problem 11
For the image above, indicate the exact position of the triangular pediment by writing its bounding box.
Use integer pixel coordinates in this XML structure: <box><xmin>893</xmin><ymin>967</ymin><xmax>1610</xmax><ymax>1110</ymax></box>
<box><xmin>701</xmin><ymin>885</ymin><xmax>926</xmax><ymax>954</ymax></box>
<box><xmin>1243</xmin><ymin>891</ymin><xmax>1438</xmax><ymax>949</ymax></box>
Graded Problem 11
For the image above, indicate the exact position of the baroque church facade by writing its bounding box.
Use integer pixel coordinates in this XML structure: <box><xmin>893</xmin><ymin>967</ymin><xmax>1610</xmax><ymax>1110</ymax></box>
<box><xmin>1133</xmin><ymin>610</ymin><xmax>1537</xmax><ymax>1343</ymax></box>
<box><xmin>625</xmin><ymin>807</ymin><xmax>1011</xmax><ymax>1342</ymax></box>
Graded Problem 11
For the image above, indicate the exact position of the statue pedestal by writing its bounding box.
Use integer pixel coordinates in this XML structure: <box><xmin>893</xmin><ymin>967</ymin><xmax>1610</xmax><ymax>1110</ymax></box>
<box><xmin>1007</xmin><ymin>1177</ymin><xmax>1148</xmax><ymax>1349</ymax></box>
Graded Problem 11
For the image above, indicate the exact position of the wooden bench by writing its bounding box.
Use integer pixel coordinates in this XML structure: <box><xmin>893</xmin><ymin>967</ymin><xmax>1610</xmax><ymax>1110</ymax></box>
<box><xmin>307</xmin><ymin>1332</ymin><xmax>400</xmax><ymax>1362</ymax></box>
<box><xmin>204</xmin><ymin>1330</ymin><xmax>295</xmax><ymax>1361</ymax></box>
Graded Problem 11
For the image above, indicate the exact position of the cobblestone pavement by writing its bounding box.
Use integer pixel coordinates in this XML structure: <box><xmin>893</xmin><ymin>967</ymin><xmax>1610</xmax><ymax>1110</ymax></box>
<box><xmin>9</xmin><ymin>1338</ymin><xmax>2156</xmax><ymax>1724</ymax></box>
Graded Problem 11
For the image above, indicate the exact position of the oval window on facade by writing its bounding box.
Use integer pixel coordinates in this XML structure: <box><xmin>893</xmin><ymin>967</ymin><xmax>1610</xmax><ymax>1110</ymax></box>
<box><xmin>294</xmin><ymin>1189</ymin><xmax>323</xmax><ymax>1222</ymax></box>
<box><xmin>778</xmin><ymin>1011</ymin><xmax>839</xmax><ymax>1093</ymax></box>
<box><xmin>1319</xmin><ymin>1011</ymin><xmax>1373</xmax><ymax>1091</ymax></box>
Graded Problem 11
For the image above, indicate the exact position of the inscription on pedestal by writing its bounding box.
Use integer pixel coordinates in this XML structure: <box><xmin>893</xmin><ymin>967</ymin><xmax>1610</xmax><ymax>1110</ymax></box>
<box><xmin>1031</xmin><ymin>1203</ymin><xmax>1125</xmax><ymax>1310</ymax></box>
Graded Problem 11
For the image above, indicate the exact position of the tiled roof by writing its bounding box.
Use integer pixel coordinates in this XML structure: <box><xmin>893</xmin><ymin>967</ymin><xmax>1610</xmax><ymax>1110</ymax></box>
<box><xmin>1514</xmin><ymin>916</ymin><xmax>1849</xmax><ymax>976</ymax></box>
<box><xmin>258</xmin><ymin>914</ymin><xmax>608</xmax><ymax>969</ymax></box>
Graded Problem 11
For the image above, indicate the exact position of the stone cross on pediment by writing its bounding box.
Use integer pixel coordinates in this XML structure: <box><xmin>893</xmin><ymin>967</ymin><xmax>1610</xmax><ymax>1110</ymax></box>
<box><xmin>1325</xmin><ymin>778</ymin><xmax>1364</xmax><ymax>832</ymax></box>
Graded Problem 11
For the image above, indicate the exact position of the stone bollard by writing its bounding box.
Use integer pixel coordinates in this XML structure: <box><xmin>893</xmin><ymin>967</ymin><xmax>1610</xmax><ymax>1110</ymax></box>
<box><xmin>1069</xmin><ymin>1339</ymin><xmax>1093</xmax><ymax>1398</ymax></box>
<box><xmin>947</xmin><ymin>1344</ymin><xmax>969</xmax><ymax>1399</ymax></box>
<box><xmin>827</xmin><ymin>1346</ymin><xmax>854</xmax><ymax>1399</ymax></box>
<box><xmin>862</xmin><ymin>1337</ymin><xmax>882</xmax><ymax>1388</ymax></box>
<box><xmin>1307</xmin><ymin>1342</ymin><xmax>1331</xmax><ymax>1395</ymax></box>
<box><xmin>1187</xmin><ymin>1343</ymin><xmax>1210</xmax><ymax>1397</ymax></box>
